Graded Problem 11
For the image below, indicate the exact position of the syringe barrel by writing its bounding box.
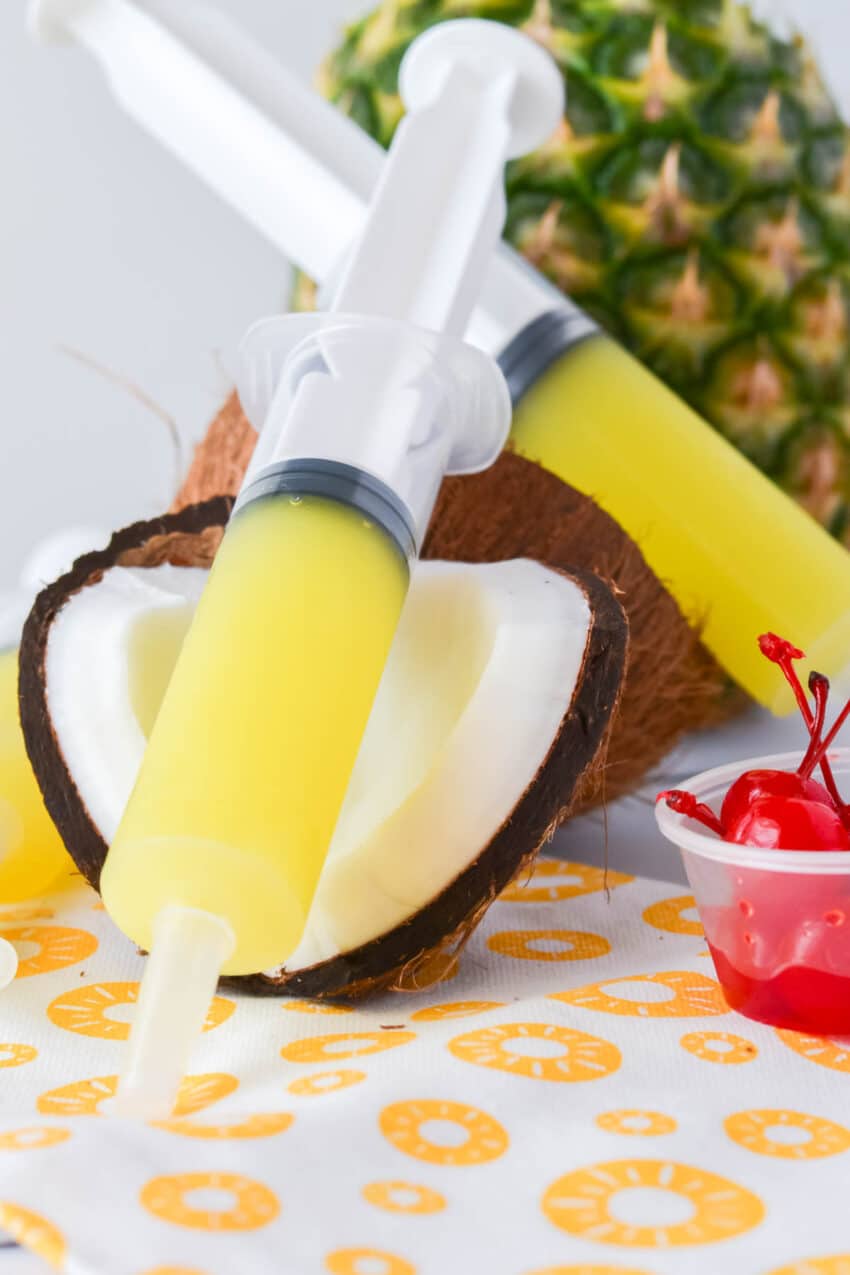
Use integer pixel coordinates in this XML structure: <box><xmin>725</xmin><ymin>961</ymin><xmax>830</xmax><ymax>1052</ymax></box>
<box><xmin>99</xmin><ymin>488</ymin><xmax>409</xmax><ymax>975</ymax></box>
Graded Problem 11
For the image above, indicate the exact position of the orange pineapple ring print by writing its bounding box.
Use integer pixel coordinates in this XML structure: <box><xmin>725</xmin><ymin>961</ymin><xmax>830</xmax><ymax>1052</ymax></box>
<box><xmin>280</xmin><ymin>1000</ymin><xmax>353</xmax><ymax>1015</ymax></box>
<box><xmin>0</xmin><ymin>1203</ymin><xmax>66</xmax><ymax>1269</ymax></box>
<box><xmin>487</xmin><ymin>930</ymin><xmax>611</xmax><ymax>962</ymax></box>
<box><xmin>0</xmin><ymin>1043</ymin><xmax>37</xmax><ymax>1069</ymax></box>
<box><xmin>141</xmin><ymin>1172</ymin><xmax>279</xmax><ymax>1231</ymax></box>
<box><xmin>287</xmin><ymin>1070</ymin><xmax>366</xmax><ymax>1097</ymax></box>
<box><xmin>47</xmin><ymin>982</ymin><xmax>235</xmax><ymax>1039</ymax></box>
<box><xmin>777</xmin><ymin>1030</ymin><xmax>850</xmax><ymax>1072</ymax></box>
<box><xmin>411</xmin><ymin>1001</ymin><xmax>505</xmax><ymax>1021</ymax></box>
<box><xmin>680</xmin><ymin>1031</ymin><xmax>757</xmax><ymax>1064</ymax></box>
<box><xmin>325</xmin><ymin>1249</ymin><xmax>415</xmax><ymax>1275</ymax></box>
<box><xmin>767</xmin><ymin>1259</ymin><xmax>850</xmax><ymax>1275</ymax></box>
<box><xmin>551</xmin><ymin>970</ymin><xmax>727</xmax><ymax>1018</ymax></box>
<box><xmin>281</xmin><ymin>1030</ymin><xmax>415</xmax><ymax>1063</ymax></box>
<box><xmin>141</xmin><ymin>1268</ymin><xmax>209</xmax><ymax>1275</ymax></box>
<box><xmin>526</xmin><ymin>1267</ymin><xmax>656</xmax><ymax>1275</ymax></box>
<box><xmin>642</xmin><ymin>896</ymin><xmax>703</xmax><ymax>936</ymax></box>
<box><xmin>449</xmin><ymin>1023</ymin><xmax>621</xmax><ymax>1082</ymax></box>
<box><xmin>154</xmin><ymin>1112</ymin><xmax>294</xmax><ymax>1140</ymax></box>
<box><xmin>380</xmin><ymin>1099</ymin><xmax>508</xmax><ymax>1166</ymax></box>
<box><xmin>0</xmin><ymin>1127</ymin><xmax>70</xmax><ymax>1151</ymax></box>
<box><xmin>724</xmin><ymin>1109</ymin><xmax>850</xmax><ymax>1160</ymax></box>
<box><xmin>0</xmin><ymin>906</ymin><xmax>54</xmax><ymax>923</ymax></box>
<box><xmin>38</xmin><ymin>1072</ymin><xmax>237</xmax><ymax>1118</ymax></box>
<box><xmin>363</xmin><ymin>1181</ymin><xmax>446</xmax><ymax>1214</ymax></box>
<box><xmin>596</xmin><ymin>1111</ymin><xmax>677</xmax><ymax>1137</ymax></box>
<box><xmin>542</xmin><ymin>1159</ymin><xmax>764</xmax><ymax>1246</ymax></box>
<box><xmin>500</xmin><ymin>859</ymin><xmax>632</xmax><ymax>903</ymax></box>
<box><xmin>2</xmin><ymin>925</ymin><xmax>97</xmax><ymax>978</ymax></box>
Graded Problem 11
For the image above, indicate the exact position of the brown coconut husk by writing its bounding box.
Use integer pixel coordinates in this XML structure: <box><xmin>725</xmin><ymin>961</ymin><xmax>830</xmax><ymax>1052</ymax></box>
<box><xmin>174</xmin><ymin>391</ymin><xmax>256</xmax><ymax>510</ymax></box>
<box><xmin>173</xmin><ymin>392</ymin><xmax>740</xmax><ymax>809</ymax></box>
<box><xmin>425</xmin><ymin>460</ymin><xmax>743</xmax><ymax>810</ymax></box>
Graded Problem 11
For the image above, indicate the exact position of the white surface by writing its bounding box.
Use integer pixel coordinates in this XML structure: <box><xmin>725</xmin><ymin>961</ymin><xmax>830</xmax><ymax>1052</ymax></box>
<box><xmin>3</xmin><ymin>0</ymin><xmax>850</xmax><ymax>593</ymax></box>
<box><xmin>4</xmin><ymin>866</ymin><xmax>850</xmax><ymax>1274</ymax></box>
<box><xmin>0</xmin><ymin>1246</ymin><xmax>47</xmax><ymax>1275</ymax></box>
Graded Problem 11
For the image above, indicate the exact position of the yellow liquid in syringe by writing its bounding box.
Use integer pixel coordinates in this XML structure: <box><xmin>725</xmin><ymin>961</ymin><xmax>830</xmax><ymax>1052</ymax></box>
<box><xmin>100</xmin><ymin>494</ymin><xmax>408</xmax><ymax>975</ymax></box>
<box><xmin>0</xmin><ymin>649</ymin><xmax>72</xmax><ymax>901</ymax></box>
<box><xmin>511</xmin><ymin>335</ymin><xmax>850</xmax><ymax>710</ymax></box>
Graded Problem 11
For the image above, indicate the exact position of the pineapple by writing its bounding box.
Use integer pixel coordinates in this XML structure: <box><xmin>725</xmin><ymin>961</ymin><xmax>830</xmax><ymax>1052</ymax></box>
<box><xmin>318</xmin><ymin>0</ymin><xmax>850</xmax><ymax>540</ymax></box>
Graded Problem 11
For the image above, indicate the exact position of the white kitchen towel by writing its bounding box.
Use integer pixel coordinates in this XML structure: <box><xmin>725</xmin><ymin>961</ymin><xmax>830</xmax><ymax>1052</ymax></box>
<box><xmin>0</xmin><ymin>857</ymin><xmax>848</xmax><ymax>1275</ymax></box>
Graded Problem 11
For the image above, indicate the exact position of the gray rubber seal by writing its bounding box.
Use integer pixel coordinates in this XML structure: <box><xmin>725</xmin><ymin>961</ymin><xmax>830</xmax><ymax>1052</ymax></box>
<box><xmin>234</xmin><ymin>459</ymin><xmax>416</xmax><ymax>564</ymax></box>
<box><xmin>499</xmin><ymin>307</ymin><xmax>599</xmax><ymax>405</ymax></box>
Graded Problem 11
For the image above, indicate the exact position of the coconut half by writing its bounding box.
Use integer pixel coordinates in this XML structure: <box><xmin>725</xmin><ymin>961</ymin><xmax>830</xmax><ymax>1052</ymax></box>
<box><xmin>20</xmin><ymin>498</ymin><xmax>626</xmax><ymax>997</ymax></box>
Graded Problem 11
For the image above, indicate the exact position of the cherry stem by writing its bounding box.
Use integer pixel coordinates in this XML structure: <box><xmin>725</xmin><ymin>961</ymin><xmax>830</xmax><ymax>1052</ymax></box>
<box><xmin>798</xmin><ymin>673</ymin><xmax>829</xmax><ymax>780</ymax></box>
<box><xmin>658</xmin><ymin>790</ymin><xmax>725</xmax><ymax>836</ymax></box>
<box><xmin>806</xmin><ymin>694</ymin><xmax>850</xmax><ymax>780</ymax></box>
<box><xmin>759</xmin><ymin>634</ymin><xmax>809</xmax><ymax>719</ymax></box>
<box><xmin>758</xmin><ymin>633</ymin><xmax>846</xmax><ymax>816</ymax></box>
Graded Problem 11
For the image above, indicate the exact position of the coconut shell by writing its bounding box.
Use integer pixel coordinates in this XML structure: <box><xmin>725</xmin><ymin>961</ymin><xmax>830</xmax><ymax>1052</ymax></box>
<box><xmin>248</xmin><ymin>563</ymin><xmax>625</xmax><ymax>999</ymax></box>
<box><xmin>174</xmin><ymin>393</ymin><xmax>740</xmax><ymax>808</ymax></box>
<box><xmin>174</xmin><ymin>392</ymin><xmax>255</xmax><ymax>512</ymax></box>
<box><xmin>19</xmin><ymin>498</ymin><xmax>232</xmax><ymax>891</ymax></box>
<box><xmin>19</xmin><ymin>496</ymin><xmax>626</xmax><ymax>1000</ymax></box>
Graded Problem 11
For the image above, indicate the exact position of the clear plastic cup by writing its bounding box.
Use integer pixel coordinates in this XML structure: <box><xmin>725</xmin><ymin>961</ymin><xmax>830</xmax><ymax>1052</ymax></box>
<box><xmin>655</xmin><ymin>749</ymin><xmax>850</xmax><ymax>1034</ymax></box>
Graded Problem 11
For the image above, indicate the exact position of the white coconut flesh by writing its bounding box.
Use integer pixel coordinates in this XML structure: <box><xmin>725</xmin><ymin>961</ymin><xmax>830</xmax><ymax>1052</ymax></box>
<box><xmin>44</xmin><ymin>557</ymin><xmax>592</xmax><ymax>971</ymax></box>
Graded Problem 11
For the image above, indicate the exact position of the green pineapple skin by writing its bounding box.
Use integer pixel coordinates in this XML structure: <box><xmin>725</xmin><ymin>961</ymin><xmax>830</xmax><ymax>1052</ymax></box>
<box><xmin>320</xmin><ymin>0</ymin><xmax>850</xmax><ymax>541</ymax></box>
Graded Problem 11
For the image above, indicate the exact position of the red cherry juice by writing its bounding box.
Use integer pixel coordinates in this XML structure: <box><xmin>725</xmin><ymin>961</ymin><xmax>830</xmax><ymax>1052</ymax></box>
<box><xmin>701</xmin><ymin>882</ymin><xmax>850</xmax><ymax>1032</ymax></box>
<box><xmin>708</xmin><ymin>944</ymin><xmax>850</xmax><ymax>1034</ymax></box>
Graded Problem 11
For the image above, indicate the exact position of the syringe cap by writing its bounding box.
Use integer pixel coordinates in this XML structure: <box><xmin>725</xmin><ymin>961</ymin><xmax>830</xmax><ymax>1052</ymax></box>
<box><xmin>399</xmin><ymin>19</ymin><xmax>564</xmax><ymax>159</ymax></box>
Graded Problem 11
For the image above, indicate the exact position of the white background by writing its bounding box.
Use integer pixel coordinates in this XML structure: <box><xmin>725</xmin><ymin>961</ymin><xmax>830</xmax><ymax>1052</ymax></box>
<box><xmin>2</xmin><ymin>0</ymin><xmax>849</xmax><ymax>590</ymax></box>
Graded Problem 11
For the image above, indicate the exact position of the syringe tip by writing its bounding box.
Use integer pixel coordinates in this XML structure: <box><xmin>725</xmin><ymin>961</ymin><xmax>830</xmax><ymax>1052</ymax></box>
<box><xmin>112</xmin><ymin>904</ymin><xmax>234</xmax><ymax>1121</ymax></box>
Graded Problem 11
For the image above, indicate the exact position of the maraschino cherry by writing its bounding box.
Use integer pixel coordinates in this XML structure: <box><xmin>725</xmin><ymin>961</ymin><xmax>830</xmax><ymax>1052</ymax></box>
<box><xmin>725</xmin><ymin>795</ymin><xmax>850</xmax><ymax>852</ymax></box>
<box><xmin>658</xmin><ymin>633</ymin><xmax>850</xmax><ymax>852</ymax></box>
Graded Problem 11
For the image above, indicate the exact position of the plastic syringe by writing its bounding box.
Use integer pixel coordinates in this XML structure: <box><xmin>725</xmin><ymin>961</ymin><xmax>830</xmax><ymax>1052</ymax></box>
<box><xmin>84</xmin><ymin>20</ymin><xmax>562</xmax><ymax>1119</ymax></box>
<box><xmin>32</xmin><ymin>0</ymin><xmax>850</xmax><ymax>713</ymax></box>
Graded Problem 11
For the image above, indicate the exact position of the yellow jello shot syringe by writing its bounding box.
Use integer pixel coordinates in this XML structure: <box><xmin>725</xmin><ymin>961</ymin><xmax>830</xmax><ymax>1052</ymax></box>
<box><xmin>0</xmin><ymin>648</ymin><xmax>69</xmax><ymax>902</ymax></box>
<box><xmin>37</xmin><ymin>0</ymin><xmax>850</xmax><ymax>713</ymax></box>
<box><xmin>0</xmin><ymin>530</ymin><xmax>104</xmax><ymax>904</ymax></box>
<box><xmin>98</xmin><ymin>20</ymin><xmax>562</xmax><ymax>1119</ymax></box>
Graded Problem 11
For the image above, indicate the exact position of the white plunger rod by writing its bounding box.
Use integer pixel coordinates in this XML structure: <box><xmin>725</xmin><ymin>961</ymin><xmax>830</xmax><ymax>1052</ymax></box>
<box><xmin>29</xmin><ymin>0</ymin><xmax>379</xmax><ymax>283</ymax></box>
<box><xmin>29</xmin><ymin>0</ymin><xmax>566</xmax><ymax>355</ymax></box>
<box><xmin>332</xmin><ymin>23</ymin><xmax>562</xmax><ymax>338</ymax></box>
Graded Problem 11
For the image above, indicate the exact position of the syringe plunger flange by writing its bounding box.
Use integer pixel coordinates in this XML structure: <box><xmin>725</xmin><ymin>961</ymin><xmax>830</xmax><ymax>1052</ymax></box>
<box><xmin>236</xmin><ymin>315</ymin><xmax>512</xmax><ymax>552</ymax></box>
